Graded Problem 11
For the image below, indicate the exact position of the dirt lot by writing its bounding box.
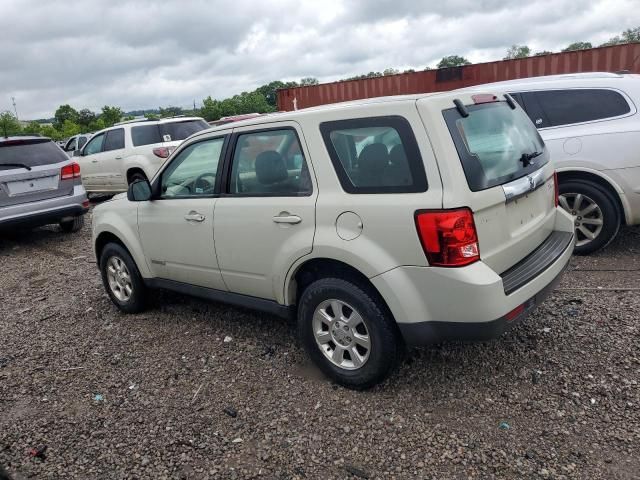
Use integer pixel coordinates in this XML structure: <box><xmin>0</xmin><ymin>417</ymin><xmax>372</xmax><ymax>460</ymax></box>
<box><xmin>1</xmin><ymin>206</ymin><xmax>639</xmax><ymax>480</ymax></box>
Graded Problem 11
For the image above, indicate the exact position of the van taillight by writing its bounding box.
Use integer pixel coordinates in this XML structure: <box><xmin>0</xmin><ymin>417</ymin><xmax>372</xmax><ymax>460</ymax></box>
<box><xmin>415</xmin><ymin>208</ymin><xmax>480</xmax><ymax>267</ymax></box>
<box><xmin>61</xmin><ymin>162</ymin><xmax>81</xmax><ymax>180</ymax></box>
<box><xmin>153</xmin><ymin>146</ymin><xmax>175</xmax><ymax>159</ymax></box>
<box><xmin>553</xmin><ymin>171</ymin><xmax>559</xmax><ymax>208</ymax></box>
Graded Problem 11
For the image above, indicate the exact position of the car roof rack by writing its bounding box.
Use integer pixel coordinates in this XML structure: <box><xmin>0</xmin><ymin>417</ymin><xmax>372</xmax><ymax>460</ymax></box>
<box><xmin>113</xmin><ymin>117</ymin><xmax>158</xmax><ymax>126</ymax></box>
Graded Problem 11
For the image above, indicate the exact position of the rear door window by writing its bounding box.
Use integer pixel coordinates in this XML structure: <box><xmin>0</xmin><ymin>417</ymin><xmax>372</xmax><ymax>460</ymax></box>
<box><xmin>103</xmin><ymin>128</ymin><xmax>125</xmax><ymax>151</ymax></box>
<box><xmin>159</xmin><ymin>120</ymin><xmax>208</xmax><ymax>142</ymax></box>
<box><xmin>0</xmin><ymin>139</ymin><xmax>69</xmax><ymax>169</ymax></box>
<box><xmin>320</xmin><ymin>116</ymin><xmax>427</xmax><ymax>193</ymax></box>
<box><xmin>515</xmin><ymin>89</ymin><xmax>631</xmax><ymax>127</ymax></box>
<box><xmin>443</xmin><ymin>101</ymin><xmax>548</xmax><ymax>191</ymax></box>
<box><xmin>132</xmin><ymin>125</ymin><xmax>162</xmax><ymax>146</ymax></box>
<box><xmin>84</xmin><ymin>133</ymin><xmax>105</xmax><ymax>155</ymax></box>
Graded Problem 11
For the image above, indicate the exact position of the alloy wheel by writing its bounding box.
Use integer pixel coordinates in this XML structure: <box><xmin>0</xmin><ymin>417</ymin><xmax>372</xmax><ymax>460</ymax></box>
<box><xmin>312</xmin><ymin>299</ymin><xmax>371</xmax><ymax>370</ymax></box>
<box><xmin>106</xmin><ymin>256</ymin><xmax>133</xmax><ymax>302</ymax></box>
<box><xmin>559</xmin><ymin>193</ymin><xmax>604</xmax><ymax>247</ymax></box>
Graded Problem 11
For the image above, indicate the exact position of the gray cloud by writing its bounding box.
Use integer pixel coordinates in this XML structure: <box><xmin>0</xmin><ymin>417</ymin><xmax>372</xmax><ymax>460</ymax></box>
<box><xmin>0</xmin><ymin>0</ymin><xmax>635</xmax><ymax>118</ymax></box>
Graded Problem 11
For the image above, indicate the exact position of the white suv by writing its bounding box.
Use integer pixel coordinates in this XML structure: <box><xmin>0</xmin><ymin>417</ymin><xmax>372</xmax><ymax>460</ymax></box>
<box><xmin>462</xmin><ymin>73</ymin><xmax>640</xmax><ymax>254</ymax></box>
<box><xmin>76</xmin><ymin>117</ymin><xmax>208</xmax><ymax>193</ymax></box>
<box><xmin>92</xmin><ymin>91</ymin><xmax>574</xmax><ymax>388</ymax></box>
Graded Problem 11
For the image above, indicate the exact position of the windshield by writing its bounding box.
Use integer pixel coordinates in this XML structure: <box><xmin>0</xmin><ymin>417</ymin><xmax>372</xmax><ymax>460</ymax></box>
<box><xmin>443</xmin><ymin>102</ymin><xmax>548</xmax><ymax>191</ymax></box>
<box><xmin>0</xmin><ymin>139</ymin><xmax>68</xmax><ymax>170</ymax></box>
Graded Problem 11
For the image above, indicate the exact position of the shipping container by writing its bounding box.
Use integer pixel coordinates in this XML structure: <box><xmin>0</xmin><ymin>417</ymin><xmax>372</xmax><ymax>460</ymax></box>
<box><xmin>277</xmin><ymin>43</ymin><xmax>640</xmax><ymax>111</ymax></box>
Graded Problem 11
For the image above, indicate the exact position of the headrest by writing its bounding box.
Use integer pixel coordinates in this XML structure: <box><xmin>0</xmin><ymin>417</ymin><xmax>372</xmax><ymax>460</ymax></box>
<box><xmin>255</xmin><ymin>150</ymin><xmax>288</xmax><ymax>185</ymax></box>
<box><xmin>389</xmin><ymin>144</ymin><xmax>407</xmax><ymax>166</ymax></box>
<box><xmin>358</xmin><ymin>143</ymin><xmax>388</xmax><ymax>173</ymax></box>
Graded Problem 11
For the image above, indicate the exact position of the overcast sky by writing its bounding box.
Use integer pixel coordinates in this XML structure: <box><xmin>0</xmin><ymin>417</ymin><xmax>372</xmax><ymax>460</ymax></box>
<box><xmin>1</xmin><ymin>0</ymin><xmax>636</xmax><ymax>119</ymax></box>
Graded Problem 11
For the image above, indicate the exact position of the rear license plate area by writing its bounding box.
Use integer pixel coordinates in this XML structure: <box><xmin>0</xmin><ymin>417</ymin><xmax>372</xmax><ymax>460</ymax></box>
<box><xmin>6</xmin><ymin>176</ymin><xmax>59</xmax><ymax>196</ymax></box>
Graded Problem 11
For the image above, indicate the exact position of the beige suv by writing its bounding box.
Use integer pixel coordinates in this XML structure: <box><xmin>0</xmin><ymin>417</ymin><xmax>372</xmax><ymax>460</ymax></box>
<box><xmin>92</xmin><ymin>91</ymin><xmax>575</xmax><ymax>389</ymax></box>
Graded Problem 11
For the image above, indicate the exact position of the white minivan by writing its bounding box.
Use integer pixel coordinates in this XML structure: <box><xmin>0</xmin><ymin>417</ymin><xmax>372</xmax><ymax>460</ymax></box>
<box><xmin>92</xmin><ymin>91</ymin><xmax>574</xmax><ymax>388</ymax></box>
<box><xmin>463</xmin><ymin>72</ymin><xmax>640</xmax><ymax>253</ymax></box>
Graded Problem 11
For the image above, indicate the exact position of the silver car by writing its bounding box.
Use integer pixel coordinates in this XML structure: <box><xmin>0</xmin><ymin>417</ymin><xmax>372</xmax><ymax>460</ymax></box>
<box><xmin>0</xmin><ymin>136</ymin><xmax>89</xmax><ymax>232</ymax></box>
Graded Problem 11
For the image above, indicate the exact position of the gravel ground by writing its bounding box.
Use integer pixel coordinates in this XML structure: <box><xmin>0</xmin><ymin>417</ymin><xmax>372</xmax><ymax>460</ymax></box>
<box><xmin>1</xmin><ymin>206</ymin><xmax>639</xmax><ymax>479</ymax></box>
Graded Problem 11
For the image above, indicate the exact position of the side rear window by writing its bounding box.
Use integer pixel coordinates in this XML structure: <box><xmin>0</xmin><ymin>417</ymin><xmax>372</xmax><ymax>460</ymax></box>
<box><xmin>132</xmin><ymin>125</ymin><xmax>161</xmax><ymax>146</ymax></box>
<box><xmin>159</xmin><ymin>120</ymin><xmax>208</xmax><ymax>142</ymax></box>
<box><xmin>78</xmin><ymin>136</ymin><xmax>88</xmax><ymax>149</ymax></box>
<box><xmin>104</xmin><ymin>128</ymin><xmax>125</xmax><ymax>151</ymax></box>
<box><xmin>0</xmin><ymin>140</ymin><xmax>69</xmax><ymax>169</ymax></box>
<box><xmin>320</xmin><ymin>116</ymin><xmax>427</xmax><ymax>194</ymax></box>
<box><xmin>524</xmin><ymin>89</ymin><xmax>630</xmax><ymax>127</ymax></box>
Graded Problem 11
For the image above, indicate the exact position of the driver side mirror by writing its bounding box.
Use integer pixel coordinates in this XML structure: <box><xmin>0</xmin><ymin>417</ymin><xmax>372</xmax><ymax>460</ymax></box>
<box><xmin>127</xmin><ymin>179</ymin><xmax>152</xmax><ymax>202</ymax></box>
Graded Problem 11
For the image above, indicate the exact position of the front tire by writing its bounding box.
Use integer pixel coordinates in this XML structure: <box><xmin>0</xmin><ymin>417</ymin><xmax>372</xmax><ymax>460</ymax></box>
<box><xmin>99</xmin><ymin>243</ymin><xmax>148</xmax><ymax>313</ymax></box>
<box><xmin>297</xmin><ymin>277</ymin><xmax>403</xmax><ymax>389</ymax></box>
<box><xmin>559</xmin><ymin>179</ymin><xmax>620</xmax><ymax>255</ymax></box>
<box><xmin>59</xmin><ymin>215</ymin><xmax>84</xmax><ymax>233</ymax></box>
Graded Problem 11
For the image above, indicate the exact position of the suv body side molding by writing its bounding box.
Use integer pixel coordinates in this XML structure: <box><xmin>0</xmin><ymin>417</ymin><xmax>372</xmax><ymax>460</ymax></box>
<box><xmin>144</xmin><ymin>278</ymin><xmax>294</xmax><ymax>319</ymax></box>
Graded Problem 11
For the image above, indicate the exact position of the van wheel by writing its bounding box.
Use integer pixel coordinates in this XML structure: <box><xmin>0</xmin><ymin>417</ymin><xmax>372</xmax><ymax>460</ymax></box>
<box><xmin>297</xmin><ymin>277</ymin><xmax>403</xmax><ymax>390</ymax></box>
<box><xmin>59</xmin><ymin>215</ymin><xmax>84</xmax><ymax>233</ymax></box>
<box><xmin>128</xmin><ymin>172</ymin><xmax>148</xmax><ymax>185</ymax></box>
<box><xmin>559</xmin><ymin>179</ymin><xmax>620</xmax><ymax>255</ymax></box>
<box><xmin>99</xmin><ymin>243</ymin><xmax>147</xmax><ymax>313</ymax></box>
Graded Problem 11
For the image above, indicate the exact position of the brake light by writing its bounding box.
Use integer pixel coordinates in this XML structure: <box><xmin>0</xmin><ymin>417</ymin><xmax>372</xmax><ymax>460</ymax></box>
<box><xmin>61</xmin><ymin>162</ymin><xmax>81</xmax><ymax>180</ymax></box>
<box><xmin>415</xmin><ymin>208</ymin><xmax>480</xmax><ymax>267</ymax></box>
<box><xmin>153</xmin><ymin>146</ymin><xmax>175</xmax><ymax>159</ymax></box>
<box><xmin>553</xmin><ymin>171</ymin><xmax>559</xmax><ymax>208</ymax></box>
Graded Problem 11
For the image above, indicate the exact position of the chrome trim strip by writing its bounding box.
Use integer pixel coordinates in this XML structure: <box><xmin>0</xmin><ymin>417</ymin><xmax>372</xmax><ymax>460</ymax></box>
<box><xmin>502</xmin><ymin>168</ymin><xmax>546</xmax><ymax>202</ymax></box>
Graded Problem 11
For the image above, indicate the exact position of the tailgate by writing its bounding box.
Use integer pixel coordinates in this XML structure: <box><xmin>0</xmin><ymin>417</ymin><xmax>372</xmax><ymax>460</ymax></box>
<box><xmin>0</xmin><ymin>162</ymin><xmax>74</xmax><ymax>208</ymax></box>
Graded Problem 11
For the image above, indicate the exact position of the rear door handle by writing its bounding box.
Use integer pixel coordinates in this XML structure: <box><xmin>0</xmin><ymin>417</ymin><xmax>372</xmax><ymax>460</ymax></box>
<box><xmin>184</xmin><ymin>211</ymin><xmax>206</xmax><ymax>222</ymax></box>
<box><xmin>115</xmin><ymin>156</ymin><xmax>123</xmax><ymax>160</ymax></box>
<box><xmin>273</xmin><ymin>213</ymin><xmax>302</xmax><ymax>225</ymax></box>
<box><xmin>91</xmin><ymin>160</ymin><xmax>98</xmax><ymax>163</ymax></box>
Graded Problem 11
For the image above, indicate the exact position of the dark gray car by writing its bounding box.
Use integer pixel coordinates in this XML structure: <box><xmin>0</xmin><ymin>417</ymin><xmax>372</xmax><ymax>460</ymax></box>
<box><xmin>0</xmin><ymin>136</ymin><xmax>89</xmax><ymax>232</ymax></box>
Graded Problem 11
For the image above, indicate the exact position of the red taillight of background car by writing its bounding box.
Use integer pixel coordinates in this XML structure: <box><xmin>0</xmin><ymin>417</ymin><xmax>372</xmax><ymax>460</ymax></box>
<box><xmin>553</xmin><ymin>171</ymin><xmax>559</xmax><ymax>208</ymax></box>
<box><xmin>415</xmin><ymin>208</ymin><xmax>480</xmax><ymax>267</ymax></box>
<box><xmin>60</xmin><ymin>162</ymin><xmax>81</xmax><ymax>180</ymax></box>
<box><xmin>153</xmin><ymin>146</ymin><xmax>175</xmax><ymax>159</ymax></box>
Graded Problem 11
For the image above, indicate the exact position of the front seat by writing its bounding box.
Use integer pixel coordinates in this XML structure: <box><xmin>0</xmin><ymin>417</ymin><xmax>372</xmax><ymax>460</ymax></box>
<box><xmin>255</xmin><ymin>150</ymin><xmax>291</xmax><ymax>193</ymax></box>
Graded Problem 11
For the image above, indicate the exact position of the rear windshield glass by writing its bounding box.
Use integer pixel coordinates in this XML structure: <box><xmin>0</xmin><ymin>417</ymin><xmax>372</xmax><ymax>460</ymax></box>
<box><xmin>443</xmin><ymin>102</ymin><xmax>548</xmax><ymax>191</ymax></box>
<box><xmin>159</xmin><ymin>120</ymin><xmax>208</xmax><ymax>142</ymax></box>
<box><xmin>0</xmin><ymin>140</ymin><xmax>68</xmax><ymax>170</ymax></box>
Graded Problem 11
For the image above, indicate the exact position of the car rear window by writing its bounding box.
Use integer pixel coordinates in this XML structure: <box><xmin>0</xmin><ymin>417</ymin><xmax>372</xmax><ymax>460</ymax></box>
<box><xmin>0</xmin><ymin>139</ymin><xmax>68</xmax><ymax>170</ymax></box>
<box><xmin>320</xmin><ymin>116</ymin><xmax>428</xmax><ymax>194</ymax></box>
<box><xmin>159</xmin><ymin>120</ymin><xmax>208</xmax><ymax>142</ymax></box>
<box><xmin>443</xmin><ymin>101</ymin><xmax>548</xmax><ymax>191</ymax></box>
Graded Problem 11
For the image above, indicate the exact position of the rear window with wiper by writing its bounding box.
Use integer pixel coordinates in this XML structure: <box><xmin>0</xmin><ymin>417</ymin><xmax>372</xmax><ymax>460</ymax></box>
<box><xmin>0</xmin><ymin>139</ymin><xmax>68</xmax><ymax>170</ymax></box>
<box><xmin>443</xmin><ymin>101</ymin><xmax>548</xmax><ymax>191</ymax></box>
<box><xmin>159</xmin><ymin>120</ymin><xmax>208</xmax><ymax>142</ymax></box>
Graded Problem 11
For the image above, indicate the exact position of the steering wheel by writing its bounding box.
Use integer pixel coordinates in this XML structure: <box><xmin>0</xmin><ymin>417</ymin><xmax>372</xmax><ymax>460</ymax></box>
<box><xmin>192</xmin><ymin>173</ymin><xmax>216</xmax><ymax>194</ymax></box>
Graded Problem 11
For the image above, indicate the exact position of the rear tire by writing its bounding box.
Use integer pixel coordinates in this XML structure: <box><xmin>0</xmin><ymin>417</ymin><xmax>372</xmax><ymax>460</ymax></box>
<box><xmin>297</xmin><ymin>277</ymin><xmax>403</xmax><ymax>390</ymax></box>
<box><xmin>559</xmin><ymin>179</ymin><xmax>620</xmax><ymax>255</ymax></box>
<box><xmin>59</xmin><ymin>215</ymin><xmax>84</xmax><ymax>233</ymax></box>
<box><xmin>99</xmin><ymin>242</ymin><xmax>148</xmax><ymax>313</ymax></box>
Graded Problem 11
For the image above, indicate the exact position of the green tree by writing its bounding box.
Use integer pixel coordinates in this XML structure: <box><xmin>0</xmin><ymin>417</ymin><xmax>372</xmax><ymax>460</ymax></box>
<box><xmin>100</xmin><ymin>106</ymin><xmax>123</xmax><ymax>127</ymax></box>
<box><xmin>403</xmin><ymin>68</ymin><xmax>416</xmax><ymax>73</ymax></box>
<box><xmin>256</xmin><ymin>80</ymin><xmax>298</xmax><ymax>108</ymax></box>
<box><xmin>534</xmin><ymin>50</ymin><xmax>554</xmax><ymax>56</ymax></box>
<box><xmin>600</xmin><ymin>26</ymin><xmax>640</xmax><ymax>46</ymax></box>
<box><xmin>159</xmin><ymin>106</ymin><xmax>183</xmax><ymax>118</ymax></box>
<box><xmin>22</xmin><ymin>121</ymin><xmax>43</xmax><ymax>135</ymax></box>
<box><xmin>504</xmin><ymin>44</ymin><xmax>531</xmax><ymax>60</ymax></box>
<box><xmin>383</xmin><ymin>68</ymin><xmax>400</xmax><ymax>76</ymax></box>
<box><xmin>88</xmin><ymin>117</ymin><xmax>106</xmax><ymax>132</ymax></box>
<box><xmin>41</xmin><ymin>125</ymin><xmax>63</xmax><ymax>141</ymax></box>
<box><xmin>436</xmin><ymin>55</ymin><xmax>471</xmax><ymax>68</ymax></box>
<box><xmin>0</xmin><ymin>111</ymin><xmax>22</xmax><ymax>137</ymax></box>
<box><xmin>300</xmin><ymin>77</ymin><xmax>319</xmax><ymax>86</ymax></box>
<box><xmin>61</xmin><ymin>120</ymin><xmax>81</xmax><ymax>139</ymax></box>
<box><xmin>77</xmin><ymin>109</ymin><xmax>96</xmax><ymax>131</ymax></box>
<box><xmin>54</xmin><ymin>104</ymin><xmax>79</xmax><ymax>130</ymax></box>
<box><xmin>562</xmin><ymin>42</ymin><xmax>592</xmax><ymax>52</ymax></box>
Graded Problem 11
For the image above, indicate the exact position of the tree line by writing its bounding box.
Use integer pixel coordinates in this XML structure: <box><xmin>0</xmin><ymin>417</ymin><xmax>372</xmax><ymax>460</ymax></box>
<box><xmin>1</xmin><ymin>26</ymin><xmax>638</xmax><ymax>141</ymax></box>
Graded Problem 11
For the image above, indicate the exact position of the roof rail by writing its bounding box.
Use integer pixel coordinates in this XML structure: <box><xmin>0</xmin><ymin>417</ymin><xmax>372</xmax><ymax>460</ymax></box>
<box><xmin>113</xmin><ymin>117</ymin><xmax>157</xmax><ymax>126</ymax></box>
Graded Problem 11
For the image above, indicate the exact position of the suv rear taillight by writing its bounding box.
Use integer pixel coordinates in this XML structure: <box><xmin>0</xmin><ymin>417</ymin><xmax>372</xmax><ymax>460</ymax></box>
<box><xmin>415</xmin><ymin>208</ymin><xmax>480</xmax><ymax>267</ymax></box>
<box><xmin>553</xmin><ymin>171</ymin><xmax>559</xmax><ymax>208</ymax></box>
<box><xmin>61</xmin><ymin>162</ymin><xmax>81</xmax><ymax>180</ymax></box>
<box><xmin>153</xmin><ymin>146</ymin><xmax>175</xmax><ymax>159</ymax></box>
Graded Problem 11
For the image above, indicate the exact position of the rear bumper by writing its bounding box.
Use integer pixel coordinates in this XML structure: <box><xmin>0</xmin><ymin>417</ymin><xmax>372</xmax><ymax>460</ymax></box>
<box><xmin>397</xmin><ymin>258</ymin><xmax>568</xmax><ymax>345</ymax></box>
<box><xmin>372</xmin><ymin>210</ymin><xmax>575</xmax><ymax>346</ymax></box>
<box><xmin>0</xmin><ymin>185</ymin><xmax>88</xmax><ymax>230</ymax></box>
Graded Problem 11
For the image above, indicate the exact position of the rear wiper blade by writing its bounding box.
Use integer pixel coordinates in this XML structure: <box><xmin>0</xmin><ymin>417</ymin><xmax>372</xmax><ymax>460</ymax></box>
<box><xmin>0</xmin><ymin>162</ymin><xmax>32</xmax><ymax>171</ymax></box>
<box><xmin>519</xmin><ymin>151</ymin><xmax>543</xmax><ymax>167</ymax></box>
